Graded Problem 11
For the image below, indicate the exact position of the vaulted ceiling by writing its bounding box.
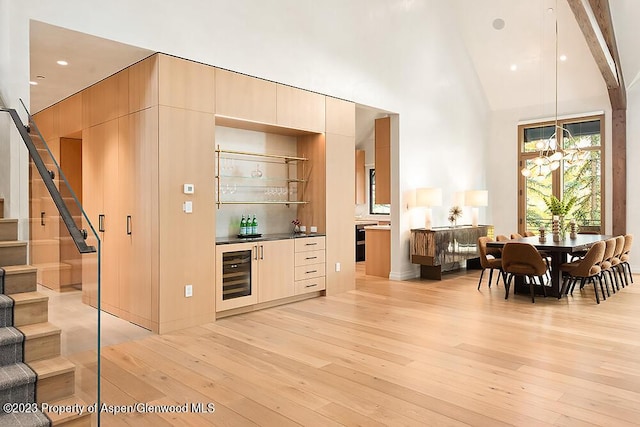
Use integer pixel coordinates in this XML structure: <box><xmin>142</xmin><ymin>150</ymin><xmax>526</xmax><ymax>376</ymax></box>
<box><xmin>29</xmin><ymin>1</ymin><xmax>640</xmax><ymax>114</ymax></box>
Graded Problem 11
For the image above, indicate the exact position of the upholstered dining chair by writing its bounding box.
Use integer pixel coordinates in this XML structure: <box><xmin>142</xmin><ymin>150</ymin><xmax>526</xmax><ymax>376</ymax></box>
<box><xmin>599</xmin><ymin>238</ymin><xmax>618</xmax><ymax>296</ymax></box>
<box><xmin>501</xmin><ymin>242</ymin><xmax>548</xmax><ymax>303</ymax></box>
<box><xmin>559</xmin><ymin>241</ymin><xmax>606</xmax><ymax>304</ymax></box>
<box><xmin>523</xmin><ymin>231</ymin><xmax>535</xmax><ymax>237</ymax></box>
<box><xmin>611</xmin><ymin>235</ymin><xmax>627</xmax><ymax>288</ymax></box>
<box><xmin>620</xmin><ymin>234</ymin><xmax>634</xmax><ymax>285</ymax></box>
<box><xmin>510</xmin><ymin>233</ymin><xmax>523</xmax><ymax>239</ymax></box>
<box><xmin>477</xmin><ymin>237</ymin><xmax>503</xmax><ymax>290</ymax></box>
<box><xmin>496</xmin><ymin>235</ymin><xmax>509</xmax><ymax>242</ymax></box>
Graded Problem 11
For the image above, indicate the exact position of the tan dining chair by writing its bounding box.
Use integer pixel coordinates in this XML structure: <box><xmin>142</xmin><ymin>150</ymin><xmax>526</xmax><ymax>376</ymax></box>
<box><xmin>511</xmin><ymin>233</ymin><xmax>523</xmax><ymax>239</ymax></box>
<box><xmin>496</xmin><ymin>235</ymin><xmax>509</xmax><ymax>242</ymax></box>
<box><xmin>560</xmin><ymin>241</ymin><xmax>606</xmax><ymax>304</ymax></box>
<box><xmin>599</xmin><ymin>238</ymin><xmax>617</xmax><ymax>296</ymax></box>
<box><xmin>611</xmin><ymin>235</ymin><xmax>627</xmax><ymax>288</ymax></box>
<box><xmin>502</xmin><ymin>242</ymin><xmax>548</xmax><ymax>303</ymax></box>
<box><xmin>477</xmin><ymin>237</ymin><xmax>503</xmax><ymax>290</ymax></box>
<box><xmin>620</xmin><ymin>234</ymin><xmax>634</xmax><ymax>285</ymax></box>
<box><xmin>523</xmin><ymin>231</ymin><xmax>535</xmax><ymax>237</ymax></box>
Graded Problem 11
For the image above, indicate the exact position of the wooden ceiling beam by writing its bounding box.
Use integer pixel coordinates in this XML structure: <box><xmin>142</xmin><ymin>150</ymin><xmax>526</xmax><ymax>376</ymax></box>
<box><xmin>567</xmin><ymin>0</ymin><xmax>626</xmax><ymax>108</ymax></box>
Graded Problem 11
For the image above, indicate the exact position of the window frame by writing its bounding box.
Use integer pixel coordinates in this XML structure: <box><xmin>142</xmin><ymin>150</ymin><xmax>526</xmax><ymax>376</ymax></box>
<box><xmin>369</xmin><ymin>168</ymin><xmax>390</xmax><ymax>215</ymax></box>
<box><xmin>517</xmin><ymin>114</ymin><xmax>605</xmax><ymax>234</ymax></box>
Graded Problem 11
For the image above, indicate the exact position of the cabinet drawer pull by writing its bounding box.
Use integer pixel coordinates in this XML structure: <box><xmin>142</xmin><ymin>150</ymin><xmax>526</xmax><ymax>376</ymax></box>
<box><xmin>305</xmin><ymin>243</ymin><xmax>318</xmax><ymax>246</ymax></box>
<box><xmin>40</xmin><ymin>211</ymin><xmax>45</xmax><ymax>226</ymax></box>
<box><xmin>99</xmin><ymin>214</ymin><xmax>105</xmax><ymax>232</ymax></box>
<box><xmin>126</xmin><ymin>215</ymin><xmax>132</xmax><ymax>235</ymax></box>
<box><xmin>305</xmin><ymin>283</ymin><xmax>318</xmax><ymax>288</ymax></box>
<box><xmin>305</xmin><ymin>256</ymin><xmax>317</xmax><ymax>260</ymax></box>
<box><xmin>260</xmin><ymin>245</ymin><xmax>264</xmax><ymax>260</ymax></box>
<box><xmin>254</xmin><ymin>246</ymin><xmax>258</xmax><ymax>260</ymax></box>
<box><xmin>305</xmin><ymin>270</ymin><xmax>318</xmax><ymax>274</ymax></box>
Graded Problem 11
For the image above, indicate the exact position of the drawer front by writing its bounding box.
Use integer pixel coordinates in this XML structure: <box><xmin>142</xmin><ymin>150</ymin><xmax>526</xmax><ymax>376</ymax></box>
<box><xmin>294</xmin><ymin>250</ymin><xmax>326</xmax><ymax>266</ymax></box>
<box><xmin>295</xmin><ymin>236</ymin><xmax>326</xmax><ymax>252</ymax></box>
<box><xmin>295</xmin><ymin>276</ymin><xmax>326</xmax><ymax>295</ymax></box>
<box><xmin>294</xmin><ymin>263</ymin><xmax>325</xmax><ymax>281</ymax></box>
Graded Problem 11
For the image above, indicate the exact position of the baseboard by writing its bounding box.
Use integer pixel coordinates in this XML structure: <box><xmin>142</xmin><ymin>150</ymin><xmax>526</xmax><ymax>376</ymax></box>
<box><xmin>389</xmin><ymin>268</ymin><xmax>420</xmax><ymax>281</ymax></box>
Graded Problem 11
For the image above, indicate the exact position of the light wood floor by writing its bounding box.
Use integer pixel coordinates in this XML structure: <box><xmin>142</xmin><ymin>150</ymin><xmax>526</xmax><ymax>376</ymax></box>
<box><xmin>62</xmin><ymin>265</ymin><xmax>640</xmax><ymax>426</ymax></box>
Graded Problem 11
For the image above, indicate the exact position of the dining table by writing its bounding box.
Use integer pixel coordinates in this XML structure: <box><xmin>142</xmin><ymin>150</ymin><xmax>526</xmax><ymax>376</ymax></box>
<box><xmin>486</xmin><ymin>234</ymin><xmax>612</xmax><ymax>298</ymax></box>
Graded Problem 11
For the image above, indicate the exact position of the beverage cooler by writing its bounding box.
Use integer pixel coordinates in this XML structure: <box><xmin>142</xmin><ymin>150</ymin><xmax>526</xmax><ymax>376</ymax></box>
<box><xmin>216</xmin><ymin>243</ymin><xmax>258</xmax><ymax>311</ymax></box>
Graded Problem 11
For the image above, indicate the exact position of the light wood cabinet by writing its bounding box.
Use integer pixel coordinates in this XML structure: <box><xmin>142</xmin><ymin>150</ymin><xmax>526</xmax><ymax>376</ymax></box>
<box><xmin>294</xmin><ymin>236</ymin><xmax>326</xmax><ymax>294</ymax></box>
<box><xmin>276</xmin><ymin>84</ymin><xmax>325</xmax><ymax>132</ymax></box>
<box><xmin>215</xmin><ymin>239</ymin><xmax>295</xmax><ymax>311</ymax></box>
<box><xmin>355</xmin><ymin>149</ymin><xmax>365</xmax><ymax>204</ymax></box>
<box><xmin>365</xmin><ymin>227</ymin><xmax>390</xmax><ymax>278</ymax></box>
<box><xmin>374</xmin><ymin>117</ymin><xmax>391</xmax><ymax>204</ymax></box>
<box><xmin>258</xmin><ymin>240</ymin><xmax>294</xmax><ymax>303</ymax></box>
<box><xmin>215</xmin><ymin>69</ymin><xmax>277</xmax><ymax>123</ymax></box>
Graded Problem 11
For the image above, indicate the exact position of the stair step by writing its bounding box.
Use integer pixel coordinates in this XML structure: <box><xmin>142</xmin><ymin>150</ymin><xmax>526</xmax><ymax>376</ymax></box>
<box><xmin>0</xmin><ymin>362</ymin><xmax>36</xmax><ymax>406</ymax></box>
<box><xmin>10</xmin><ymin>292</ymin><xmax>49</xmax><ymax>327</ymax></box>
<box><xmin>43</xmin><ymin>396</ymin><xmax>92</xmax><ymax>427</ymax></box>
<box><xmin>30</xmin><ymin>239</ymin><xmax>61</xmax><ymax>265</ymax></box>
<box><xmin>0</xmin><ymin>219</ymin><xmax>18</xmax><ymax>242</ymax></box>
<box><xmin>29</xmin><ymin>356</ymin><xmax>75</xmax><ymax>404</ymax></box>
<box><xmin>0</xmin><ymin>241</ymin><xmax>27</xmax><ymax>267</ymax></box>
<box><xmin>32</xmin><ymin>262</ymin><xmax>75</xmax><ymax>292</ymax></box>
<box><xmin>18</xmin><ymin>322</ymin><xmax>61</xmax><ymax>363</ymax></box>
<box><xmin>0</xmin><ymin>410</ymin><xmax>51</xmax><ymax>426</ymax></box>
<box><xmin>0</xmin><ymin>327</ymin><xmax>24</xmax><ymax>366</ymax></box>
<box><xmin>1</xmin><ymin>265</ymin><xmax>38</xmax><ymax>294</ymax></box>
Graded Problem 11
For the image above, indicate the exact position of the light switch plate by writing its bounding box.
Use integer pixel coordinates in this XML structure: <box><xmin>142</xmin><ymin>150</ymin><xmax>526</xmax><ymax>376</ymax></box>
<box><xmin>183</xmin><ymin>184</ymin><xmax>194</xmax><ymax>194</ymax></box>
<box><xmin>183</xmin><ymin>201</ymin><xmax>193</xmax><ymax>213</ymax></box>
<box><xmin>185</xmin><ymin>284</ymin><xmax>193</xmax><ymax>297</ymax></box>
<box><xmin>335</xmin><ymin>262</ymin><xmax>341</xmax><ymax>272</ymax></box>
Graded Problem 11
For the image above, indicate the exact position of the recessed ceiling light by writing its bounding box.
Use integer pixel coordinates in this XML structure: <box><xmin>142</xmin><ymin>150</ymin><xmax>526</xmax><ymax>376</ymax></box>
<box><xmin>559</xmin><ymin>54</ymin><xmax>567</xmax><ymax>61</ymax></box>
<box><xmin>56</xmin><ymin>60</ymin><xmax>68</xmax><ymax>66</ymax></box>
<box><xmin>510</xmin><ymin>64</ymin><xmax>518</xmax><ymax>71</ymax></box>
<box><xmin>29</xmin><ymin>81</ymin><xmax>38</xmax><ymax>86</ymax></box>
<box><xmin>492</xmin><ymin>18</ymin><xmax>505</xmax><ymax>30</ymax></box>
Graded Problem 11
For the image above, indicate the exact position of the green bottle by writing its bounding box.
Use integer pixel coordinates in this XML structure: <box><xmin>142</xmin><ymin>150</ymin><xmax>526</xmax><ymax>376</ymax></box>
<box><xmin>240</xmin><ymin>215</ymin><xmax>246</xmax><ymax>235</ymax></box>
<box><xmin>251</xmin><ymin>215</ymin><xmax>257</xmax><ymax>235</ymax></box>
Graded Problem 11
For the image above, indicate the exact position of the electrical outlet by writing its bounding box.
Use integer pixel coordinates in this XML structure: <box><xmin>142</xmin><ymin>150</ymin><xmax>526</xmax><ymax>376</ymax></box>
<box><xmin>335</xmin><ymin>262</ymin><xmax>341</xmax><ymax>272</ymax></box>
<box><xmin>185</xmin><ymin>284</ymin><xmax>193</xmax><ymax>297</ymax></box>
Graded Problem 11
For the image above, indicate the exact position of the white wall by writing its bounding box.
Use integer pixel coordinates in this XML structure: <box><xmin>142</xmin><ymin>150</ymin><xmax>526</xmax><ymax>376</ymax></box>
<box><xmin>0</xmin><ymin>0</ymin><xmax>491</xmax><ymax>281</ymax></box>
<box><xmin>627</xmin><ymin>84</ymin><xmax>640</xmax><ymax>273</ymax></box>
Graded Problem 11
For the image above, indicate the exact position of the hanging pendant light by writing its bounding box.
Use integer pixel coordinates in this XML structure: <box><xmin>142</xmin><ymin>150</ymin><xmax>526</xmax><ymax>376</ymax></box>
<box><xmin>521</xmin><ymin>1</ymin><xmax>587</xmax><ymax>178</ymax></box>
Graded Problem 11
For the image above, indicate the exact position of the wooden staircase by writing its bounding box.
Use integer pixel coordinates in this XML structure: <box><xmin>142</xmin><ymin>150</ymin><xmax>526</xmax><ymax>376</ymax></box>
<box><xmin>0</xmin><ymin>198</ymin><xmax>91</xmax><ymax>426</ymax></box>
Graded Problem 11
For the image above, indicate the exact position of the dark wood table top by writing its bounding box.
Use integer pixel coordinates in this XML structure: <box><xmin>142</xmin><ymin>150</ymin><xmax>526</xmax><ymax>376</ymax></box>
<box><xmin>486</xmin><ymin>234</ymin><xmax>613</xmax><ymax>254</ymax></box>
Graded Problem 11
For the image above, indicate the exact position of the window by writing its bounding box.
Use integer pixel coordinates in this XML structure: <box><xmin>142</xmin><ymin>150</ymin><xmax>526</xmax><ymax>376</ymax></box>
<box><xmin>518</xmin><ymin>115</ymin><xmax>604</xmax><ymax>234</ymax></box>
<box><xmin>369</xmin><ymin>169</ymin><xmax>390</xmax><ymax>215</ymax></box>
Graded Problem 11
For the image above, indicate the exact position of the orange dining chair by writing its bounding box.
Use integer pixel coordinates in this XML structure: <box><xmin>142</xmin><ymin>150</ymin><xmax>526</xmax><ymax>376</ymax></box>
<box><xmin>502</xmin><ymin>242</ymin><xmax>548</xmax><ymax>303</ymax></box>
<box><xmin>477</xmin><ymin>237</ymin><xmax>503</xmax><ymax>290</ymax></box>
<box><xmin>560</xmin><ymin>241</ymin><xmax>606</xmax><ymax>304</ymax></box>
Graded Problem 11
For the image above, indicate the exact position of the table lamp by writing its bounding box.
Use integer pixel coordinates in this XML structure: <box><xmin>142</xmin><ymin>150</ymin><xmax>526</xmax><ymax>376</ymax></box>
<box><xmin>464</xmin><ymin>190</ymin><xmax>488</xmax><ymax>227</ymax></box>
<box><xmin>416</xmin><ymin>187</ymin><xmax>442</xmax><ymax>229</ymax></box>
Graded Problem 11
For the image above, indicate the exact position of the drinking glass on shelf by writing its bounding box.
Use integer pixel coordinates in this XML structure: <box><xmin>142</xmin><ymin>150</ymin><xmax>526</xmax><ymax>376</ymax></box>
<box><xmin>251</xmin><ymin>164</ymin><xmax>263</xmax><ymax>178</ymax></box>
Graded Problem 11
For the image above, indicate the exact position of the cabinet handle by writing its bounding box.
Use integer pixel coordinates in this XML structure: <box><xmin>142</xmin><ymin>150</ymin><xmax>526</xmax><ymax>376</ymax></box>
<box><xmin>305</xmin><ymin>283</ymin><xmax>318</xmax><ymax>288</ymax></box>
<box><xmin>99</xmin><ymin>214</ymin><xmax>105</xmax><ymax>232</ymax></box>
<box><xmin>254</xmin><ymin>246</ymin><xmax>258</xmax><ymax>260</ymax></box>
<box><xmin>305</xmin><ymin>243</ymin><xmax>318</xmax><ymax>246</ymax></box>
<box><xmin>126</xmin><ymin>215</ymin><xmax>132</xmax><ymax>235</ymax></box>
<box><xmin>305</xmin><ymin>270</ymin><xmax>318</xmax><ymax>274</ymax></box>
<box><xmin>40</xmin><ymin>211</ymin><xmax>45</xmax><ymax>226</ymax></box>
<box><xmin>260</xmin><ymin>245</ymin><xmax>264</xmax><ymax>260</ymax></box>
<box><xmin>305</xmin><ymin>256</ymin><xmax>317</xmax><ymax>260</ymax></box>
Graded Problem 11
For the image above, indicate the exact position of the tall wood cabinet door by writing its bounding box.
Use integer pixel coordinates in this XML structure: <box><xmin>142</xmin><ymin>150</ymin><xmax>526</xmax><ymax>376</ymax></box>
<box><xmin>374</xmin><ymin>117</ymin><xmax>391</xmax><ymax>204</ymax></box>
<box><xmin>81</xmin><ymin>125</ymin><xmax>106</xmax><ymax>307</ymax></box>
<box><xmin>276</xmin><ymin>85</ymin><xmax>325</xmax><ymax>132</ymax></box>
<box><xmin>258</xmin><ymin>239</ymin><xmax>294</xmax><ymax>303</ymax></box>
<box><xmin>215</xmin><ymin>69</ymin><xmax>277</xmax><ymax>124</ymax></box>
<box><xmin>118</xmin><ymin>110</ymin><xmax>157</xmax><ymax>328</ymax></box>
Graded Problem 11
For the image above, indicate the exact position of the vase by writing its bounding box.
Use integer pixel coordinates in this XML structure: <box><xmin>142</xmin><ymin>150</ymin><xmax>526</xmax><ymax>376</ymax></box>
<box><xmin>293</xmin><ymin>225</ymin><xmax>301</xmax><ymax>234</ymax></box>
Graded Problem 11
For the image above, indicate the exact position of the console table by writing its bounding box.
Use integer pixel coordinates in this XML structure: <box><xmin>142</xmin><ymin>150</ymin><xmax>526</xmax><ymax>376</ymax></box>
<box><xmin>410</xmin><ymin>225</ymin><xmax>493</xmax><ymax>279</ymax></box>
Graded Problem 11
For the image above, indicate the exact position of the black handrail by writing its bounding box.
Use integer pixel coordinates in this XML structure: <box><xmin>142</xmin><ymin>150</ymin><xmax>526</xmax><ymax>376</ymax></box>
<box><xmin>1</xmin><ymin>107</ymin><xmax>96</xmax><ymax>253</ymax></box>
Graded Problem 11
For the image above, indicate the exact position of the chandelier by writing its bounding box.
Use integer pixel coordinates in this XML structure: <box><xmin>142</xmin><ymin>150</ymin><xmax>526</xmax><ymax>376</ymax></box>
<box><xmin>520</xmin><ymin>1</ymin><xmax>588</xmax><ymax>178</ymax></box>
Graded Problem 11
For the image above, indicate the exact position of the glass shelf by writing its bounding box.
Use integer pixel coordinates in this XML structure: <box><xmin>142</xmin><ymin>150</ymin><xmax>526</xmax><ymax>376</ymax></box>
<box><xmin>215</xmin><ymin>145</ymin><xmax>307</xmax><ymax>208</ymax></box>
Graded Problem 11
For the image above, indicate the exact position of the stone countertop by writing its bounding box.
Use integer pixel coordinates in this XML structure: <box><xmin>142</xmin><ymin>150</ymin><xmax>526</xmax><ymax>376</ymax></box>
<box><xmin>364</xmin><ymin>225</ymin><xmax>391</xmax><ymax>230</ymax></box>
<box><xmin>216</xmin><ymin>233</ymin><xmax>325</xmax><ymax>245</ymax></box>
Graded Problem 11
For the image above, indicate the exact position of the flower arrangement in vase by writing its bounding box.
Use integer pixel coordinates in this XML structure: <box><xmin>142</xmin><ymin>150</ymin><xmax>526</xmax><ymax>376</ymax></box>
<box><xmin>448</xmin><ymin>205</ymin><xmax>462</xmax><ymax>228</ymax></box>
<box><xmin>544</xmin><ymin>195</ymin><xmax>576</xmax><ymax>239</ymax></box>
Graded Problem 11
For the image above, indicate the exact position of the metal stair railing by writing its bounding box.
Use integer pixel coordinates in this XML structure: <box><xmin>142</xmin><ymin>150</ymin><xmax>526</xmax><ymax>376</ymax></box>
<box><xmin>1</xmin><ymin>105</ymin><xmax>96</xmax><ymax>254</ymax></box>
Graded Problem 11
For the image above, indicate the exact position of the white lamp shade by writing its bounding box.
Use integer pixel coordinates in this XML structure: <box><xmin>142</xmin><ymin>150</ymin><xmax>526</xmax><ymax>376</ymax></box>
<box><xmin>416</xmin><ymin>188</ymin><xmax>442</xmax><ymax>207</ymax></box>
<box><xmin>464</xmin><ymin>190</ymin><xmax>488</xmax><ymax>207</ymax></box>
